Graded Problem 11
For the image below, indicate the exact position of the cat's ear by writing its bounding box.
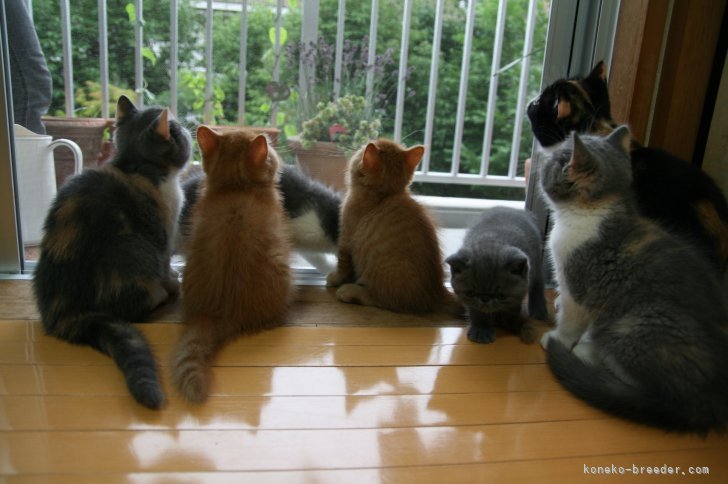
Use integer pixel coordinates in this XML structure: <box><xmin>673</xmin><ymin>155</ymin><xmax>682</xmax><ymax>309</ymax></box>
<box><xmin>445</xmin><ymin>251</ymin><xmax>469</xmax><ymax>275</ymax></box>
<box><xmin>404</xmin><ymin>145</ymin><xmax>425</xmax><ymax>171</ymax></box>
<box><xmin>570</xmin><ymin>132</ymin><xmax>593</xmax><ymax>172</ymax></box>
<box><xmin>116</xmin><ymin>95</ymin><xmax>138</xmax><ymax>120</ymax></box>
<box><xmin>196</xmin><ymin>125</ymin><xmax>220</xmax><ymax>157</ymax></box>
<box><xmin>249</xmin><ymin>135</ymin><xmax>269</xmax><ymax>167</ymax></box>
<box><xmin>589</xmin><ymin>61</ymin><xmax>608</xmax><ymax>83</ymax></box>
<box><xmin>606</xmin><ymin>125</ymin><xmax>631</xmax><ymax>155</ymax></box>
<box><xmin>155</xmin><ymin>109</ymin><xmax>171</xmax><ymax>140</ymax></box>
<box><xmin>362</xmin><ymin>143</ymin><xmax>381</xmax><ymax>173</ymax></box>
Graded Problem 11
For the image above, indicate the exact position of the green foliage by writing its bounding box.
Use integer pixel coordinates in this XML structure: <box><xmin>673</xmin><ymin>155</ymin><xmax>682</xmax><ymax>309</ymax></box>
<box><xmin>32</xmin><ymin>0</ymin><xmax>549</xmax><ymax>199</ymax></box>
<box><xmin>175</xmin><ymin>69</ymin><xmax>225</xmax><ymax>123</ymax></box>
<box><xmin>72</xmin><ymin>81</ymin><xmax>136</xmax><ymax>118</ymax></box>
<box><xmin>300</xmin><ymin>95</ymin><xmax>381</xmax><ymax>154</ymax></box>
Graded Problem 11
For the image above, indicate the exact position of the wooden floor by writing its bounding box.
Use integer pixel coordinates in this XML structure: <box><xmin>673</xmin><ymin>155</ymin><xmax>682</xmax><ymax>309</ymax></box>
<box><xmin>1</xmin><ymin>279</ymin><xmax>727</xmax><ymax>483</ymax></box>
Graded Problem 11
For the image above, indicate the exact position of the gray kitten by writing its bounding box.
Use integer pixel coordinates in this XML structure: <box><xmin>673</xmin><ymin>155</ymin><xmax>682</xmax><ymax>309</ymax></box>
<box><xmin>540</xmin><ymin>126</ymin><xmax>728</xmax><ymax>433</ymax></box>
<box><xmin>446</xmin><ymin>207</ymin><xmax>548</xmax><ymax>344</ymax></box>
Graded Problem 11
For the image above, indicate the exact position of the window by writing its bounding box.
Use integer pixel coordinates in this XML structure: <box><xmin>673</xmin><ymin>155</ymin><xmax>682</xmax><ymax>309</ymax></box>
<box><xmin>0</xmin><ymin>0</ymin><xmax>619</xmax><ymax>275</ymax></box>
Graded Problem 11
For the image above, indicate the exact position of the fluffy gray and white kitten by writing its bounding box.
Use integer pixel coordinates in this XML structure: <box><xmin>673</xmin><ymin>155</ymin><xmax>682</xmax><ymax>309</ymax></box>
<box><xmin>446</xmin><ymin>207</ymin><xmax>548</xmax><ymax>344</ymax></box>
<box><xmin>178</xmin><ymin>163</ymin><xmax>341</xmax><ymax>274</ymax></box>
<box><xmin>33</xmin><ymin>96</ymin><xmax>192</xmax><ymax>409</ymax></box>
<box><xmin>540</xmin><ymin>126</ymin><xmax>728</xmax><ymax>434</ymax></box>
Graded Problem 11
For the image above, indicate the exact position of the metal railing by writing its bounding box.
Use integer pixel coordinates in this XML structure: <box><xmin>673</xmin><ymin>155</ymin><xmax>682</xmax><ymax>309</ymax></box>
<box><xmin>52</xmin><ymin>0</ymin><xmax>545</xmax><ymax>189</ymax></box>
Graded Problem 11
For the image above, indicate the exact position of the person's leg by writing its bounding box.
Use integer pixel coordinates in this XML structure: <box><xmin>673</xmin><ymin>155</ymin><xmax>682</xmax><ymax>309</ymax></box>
<box><xmin>6</xmin><ymin>0</ymin><xmax>52</xmax><ymax>134</ymax></box>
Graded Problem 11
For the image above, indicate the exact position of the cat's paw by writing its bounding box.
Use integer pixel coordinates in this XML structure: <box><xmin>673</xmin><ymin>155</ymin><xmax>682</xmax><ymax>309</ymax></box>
<box><xmin>519</xmin><ymin>321</ymin><xmax>537</xmax><ymax>344</ymax></box>
<box><xmin>148</xmin><ymin>283</ymin><xmax>170</xmax><ymax>310</ymax></box>
<box><xmin>336</xmin><ymin>284</ymin><xmax>374</xmax><ymax>306</ymax></box>
<box><xmin>540</xmin><ymin>329</ymin><xmax>556</xmax><ymax>350</ymax></box>
<box><xmin>336</xmin><ymin>284</ymin><xmax>358</xmax><ymax>304</ymax></box>
<box><xmin>163</xmin><ymin>274</ymin><xmax>181</xmax><ymax>297</ymax></box>
<box><xmin>467</xmin><ymin>324</ymin><xmax>496</xmax><ymax>344</ymax></box>
<box><xmin>326</xmin><ymin>271</ymin><xmax>346</xmax><ymax>287</ymax></box>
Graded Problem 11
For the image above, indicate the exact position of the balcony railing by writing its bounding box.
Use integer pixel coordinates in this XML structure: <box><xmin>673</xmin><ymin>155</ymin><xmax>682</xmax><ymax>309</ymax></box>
<box><xmin>43</xmin><ymin>0</ymin><xmax>549</xmax><ymax>191</ymax></box>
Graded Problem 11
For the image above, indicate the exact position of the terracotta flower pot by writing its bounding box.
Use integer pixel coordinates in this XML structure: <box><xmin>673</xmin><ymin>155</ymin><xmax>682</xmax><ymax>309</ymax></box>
<box><xmin>42</xmin><ymin>117</ymin><xmax>114</xmax><ymax>188</ymax></box>
<box><xmin>208</xmin><ymin>125</ymin><xmax>280</xmax><ymax>146</ymax></box>
<box><xmin>287</xmin><ymin>136</ymin><xmax>349</xmax><ymax>192</ymax></box>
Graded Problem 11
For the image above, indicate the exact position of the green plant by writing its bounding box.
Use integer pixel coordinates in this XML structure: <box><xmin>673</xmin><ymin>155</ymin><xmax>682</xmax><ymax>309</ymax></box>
<box><xmin>299</xmin><ymin>95</ymin><xmax>381</xmax><ymax>153</ymax></box>
<box><xmin>71</xmin><ymin>81</ymin><xmax>136</xmax><ymax>118</ymax></box>
<box><xmin>176</xmin><ymin>69</ymin><xmax>225</xmax><ymax>123</ymax></box>
<box><xmin>278</xmin><ymin>35</ymin><xmax>408</xmax><ymax>138</ymax></box>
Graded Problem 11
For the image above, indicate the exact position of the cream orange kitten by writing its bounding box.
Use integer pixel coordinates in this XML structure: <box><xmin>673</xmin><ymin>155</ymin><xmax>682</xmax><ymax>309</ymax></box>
<box><xmin>327</xmin><ymin>139</ymin><xmax>456</xmax><ymax>313</ymax></box>
<box><xmin>172</xmin><ymin>127</ymin><xmax>293</xmax><ymax>404</ymax></box>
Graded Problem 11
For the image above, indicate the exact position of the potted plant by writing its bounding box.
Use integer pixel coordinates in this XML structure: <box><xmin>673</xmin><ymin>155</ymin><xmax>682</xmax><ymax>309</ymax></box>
<box><xmin>288</xmin><ymin>94</ymin><xmax>380</xmax><ymax>190</ymax></box>
<box><xmin>42</xmin><ymin>81</ymin><xmax>134</xmax><ymax>187</ymax></box>
<box><xmin>271</xmin><ymin>36</ymin><xmax>411</xmax><ymax>190</ymax></box>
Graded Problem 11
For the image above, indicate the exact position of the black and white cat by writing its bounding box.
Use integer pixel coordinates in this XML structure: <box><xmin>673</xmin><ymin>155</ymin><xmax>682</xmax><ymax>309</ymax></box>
<box><xmin>33</xmin><ymin>96</ymin><xmax>192</xmax><ymax>409</ymax></box>
<box><xmin>178</xmin><ymin>162</ymin><xmax>341</xmax><ymax>274</ymax></box>
<box><xmin>540</xmin><ymin>126</ymin><xmax>728</xmax><ymax>434</ymax></box>
<box><xmin>446</xmin><ymin>207</ymin><xmax>548</xmax><ymax>344</ymax></box>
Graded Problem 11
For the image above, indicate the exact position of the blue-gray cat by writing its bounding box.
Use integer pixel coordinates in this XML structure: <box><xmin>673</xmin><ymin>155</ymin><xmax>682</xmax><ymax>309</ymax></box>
<box><xmin>446</xmin><ymin>207</ymin><xmax>548</xmax><ymax>344</ymax></box>
<box><xmin>33</xmin><ymin>96</ymin><xmax>191</xmax><ymax>409</ymax></box>
<box><xmin>540</xmin><ymin>126</ymin><xmax>728</xmax><ymax>433</ymax></box>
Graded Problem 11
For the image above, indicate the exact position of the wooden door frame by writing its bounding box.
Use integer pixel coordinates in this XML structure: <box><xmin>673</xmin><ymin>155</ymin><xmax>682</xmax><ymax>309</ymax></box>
<box><xmin>609</xmin><ymin>0</ymin><xmax>727</xmax><ymax>165</ymax></box>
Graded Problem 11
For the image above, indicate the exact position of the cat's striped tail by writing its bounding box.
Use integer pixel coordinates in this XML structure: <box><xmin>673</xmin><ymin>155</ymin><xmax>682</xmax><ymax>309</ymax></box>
<box><xmin>546</xmin><ymin>338</ymin><xmax>727</xmax><ymax>434</ymax></box>
<box><xmin>79</xmin><ymin>316</ymin><xmax>164</xmax><ymax>409</ymax></box>
<box><xmin>171</xmin><ymin>322</ymin><xmax>222</xmax><ymax>404</ymax></box>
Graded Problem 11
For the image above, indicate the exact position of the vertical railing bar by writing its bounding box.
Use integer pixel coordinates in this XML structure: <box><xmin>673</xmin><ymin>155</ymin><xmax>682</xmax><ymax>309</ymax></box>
<box><xmin>450</xmin><ymin>0</ymin><xmax>477</xmax><ymax>175</ymax></box>
<box><xmin>170</xmin><ymin>0</ymin><xmax>178</xmax><ymax>117</ymax></box>
<box><xmin>333</xmin><ymin>0</ymin><xmax>346</xmax><ymax>100</ymax></box>
<box><xmin>134</xmin><ymin>0</ymin><xmax>143</xmax><ymax>108</ymax></box>
<box><xmin>237</xmin><ymin>0</ymin><xmax>249</xmax><ymax>124</ymax></box>
<box><xmin>98</xmin><ymin>0</ymin><xmax>109</xmax><ymax>119</ymax></box>
<box><xmin>508</xmin><ymin>0</ymin><xmax>538</xmax><ymax>179</ymax></box>
<box><xmin>60</xmin><ymin>0</ymin><xmax>74</xmax><ymax>116</ymax></box>
<box><xmin>422</xmin><ymin>0</ymin><xmax>444</xmax><ymax>174</ymax></box>
<box><xmin>393</xmin><ymin>0</ymin><xmax>413</xmax><ymax>142</ymax></box>
<box><xmin>204</xmin><ymin>0</ymin><xmax>213</xmax><ymax>123</ymax></box>
<box><xmin>299</xmin><ymin>0</ymin><xmax>319</xmax><ymax>123</ymax></box>
<box><xmin>479</xmin><ymin>0</ymin><xmax>507</xmax><ymax>176</ymax></box>
<box><xmin>365</xmin><ymin>0</ymin><xmax>379</xmax><ymax>112</ymax></box>
<box><xmin>270</xmin><ymin>0</ymin><xmax>283</xmax><ymax>127</ymax></box>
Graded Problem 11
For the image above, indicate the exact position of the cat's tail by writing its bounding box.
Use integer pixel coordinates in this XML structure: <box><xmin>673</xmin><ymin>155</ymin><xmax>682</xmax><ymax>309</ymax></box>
<box><xmin>79</xmin><ymin>315</ymin><xmax>164</xmax><ymax>409</ymax></box>
<box><xmin>546</xmin><ymin>338</ymin><xmax>727</xmax><ymax>434</ymax></box>
<box><xmin>171</xmin><ymin>320</ymin><xmax>223</xmax><ymax>404</ymax></box>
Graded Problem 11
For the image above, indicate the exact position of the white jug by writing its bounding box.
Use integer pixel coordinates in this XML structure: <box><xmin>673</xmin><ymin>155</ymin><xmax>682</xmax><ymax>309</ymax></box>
<box><xmin>13</xmin><ymin>124</ymin><xmax>83</xmax><ymax>245</ymax></box>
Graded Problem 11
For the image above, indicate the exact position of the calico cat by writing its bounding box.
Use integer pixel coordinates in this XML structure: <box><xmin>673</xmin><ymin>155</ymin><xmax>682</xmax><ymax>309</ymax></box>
<box><xmin>178</xmin><ymin>163</ymin><xmax>341</xmax><ymax>274</ymax></box>
<box><xmin>171</xmin><ymin>126</ymin><xmax>293</xmax><ymax>404</ymax></box>
<box><xmin>446</xmin><ymin>207</ymin><xmax>548</xmax><ymax>344</ymax></box>
<box><xmin>327</xmin><ymin>139</ymin><xmax>457</xmax><ymax>314</ymax></box>
<box><xmin>527</xmin><ymin>61</ymin><xmax>728</xmax><ymax>274</ymax></box>
<box><xmin>33</xmin><ymin>95</ymin><xmax>191</xmax><ymax>409</ymax></box>
<box><xmin>540</xmin><ymin>126</ymin><xmax>728</xmax><ymax>433</ymax></box>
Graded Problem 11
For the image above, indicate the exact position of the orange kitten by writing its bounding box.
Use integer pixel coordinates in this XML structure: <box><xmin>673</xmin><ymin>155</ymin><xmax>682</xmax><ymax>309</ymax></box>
<box><xmin>327</xmin><ymin>139</ymin><xmax>457</xmax><ymax>313</ymax></box>
<box><xmin>172</xmin><ymin>127</ymin><xmax>293</xmax><ymax>404</ymax></box>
